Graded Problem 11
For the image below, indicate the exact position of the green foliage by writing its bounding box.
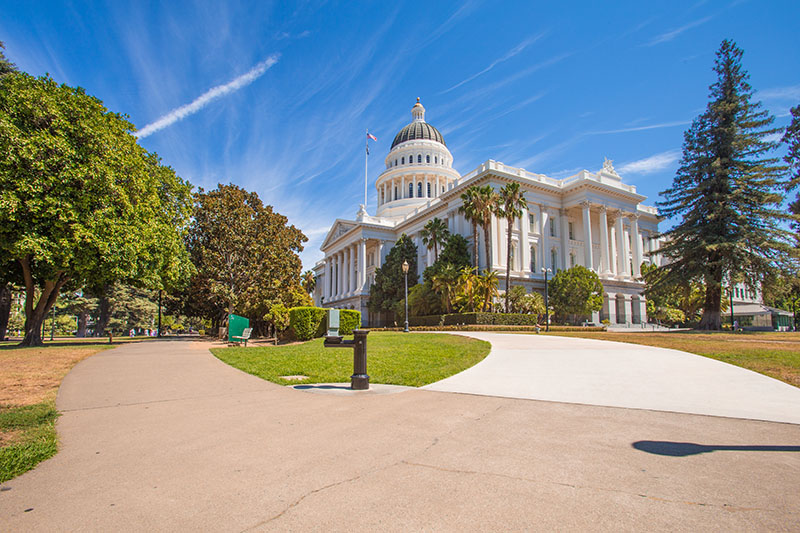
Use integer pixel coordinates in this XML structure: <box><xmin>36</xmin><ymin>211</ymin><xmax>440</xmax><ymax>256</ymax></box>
<box><xmin>0</xmin><ymin>41</ymin><xmax>17</xmax><ymax>76</ymax></box>
<box><xmin>0</xmin><ymin>72</ymin><xmax>193</xmax><ymax>345</ymax></box>
<box><xmin>408</xmin><ymin>281</ymin><xmax>443</xmax><ymax>317</ymax></box>
<box><xmin>549</xmin><ymin>265</ymin><xmax>603</xmax><ymax>321</ymax></box>
<box><xmin>367</xmin><ymin>234</ymin><xmax>418</xmax><ymax>318</ymax></box>
<box><xmin>783</xmin><ymin>105</ymin><xmax>800</xmax><ymax>195</ymax></box>
<box><xmin>459</xmin><ymin>185</ymin><xmax>500</xmax><ymax>271</ymax></box>
<box><xmin>655</xmin><ymin>40</ymin><xmax>793</xmax><ymax>330</ymax></box>
<box><xmin>0</xmin><ymin>401</ymin><xmax>59</xmax><ymax>483</ymax></box>
<box><xmin>301</xmin><ymin>270</ymin><xmax>316</xmax><ymax>296</ymax></box>
<box><xmin>182</xmin><ymin>184</ymin><xmax>307</xmax><ymax>331</ymax></box>
<box><xmin>642</xmin><ymin>262</ymin><xmax>703</xmax><ymax>325</ymax></box>
<box><xmin>506</xmin><ymin>285</ymin><xmax>546</xmax><ymax>315</ymax></box>
<box><xmin>288</xmin><ymin>306</ymin><xmax>327</xmax><ymax>341</ymax></box>
<box><xmin>264</xmin><ymin>303</ymin><xmax>291</xmax><ymax>333</ymax></box>
<box><xmin>288</xmin><ymin>306</ymin><xmax>360</xmax><ymax>340</ymax></box>
<box><xmin>420</xmin><ymin>218</ymin><xmax>449</xmax><ymax>262</ymax></box>
<box><xmin>441</xmin><ymin>312</ymin><xmax>540</xmax><ymax>326</ymax></box>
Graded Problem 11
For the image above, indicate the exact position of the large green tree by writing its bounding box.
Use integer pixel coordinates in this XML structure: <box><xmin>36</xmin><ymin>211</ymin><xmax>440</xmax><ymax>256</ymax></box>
<box><xmin>183</xmin><ymin>184</ymin><xmax>307</xmax><ymax>332</ymax></box>
<box><xmin>420</xmin><ymin>217</ymin><xmax>449</xmax><ymax>263</ymax></box>
<box><xmin>0</xmin><ymin>72</ymin><xmax>193</xmax><ymax>346</ymax></box>
<box><xmin>654</xmin><ymin>40</ymin><xmax>793</xmax><ymax>330</ymax></box>
<box><xmin>367</xmin><ymin>234</ymin><xmax>418</xmax><ymax>322</ymax></box>
<box><xmin>459</xmin><ymin>185</ymin><xmax>499</xmax><ymax>272</ymax></box>
<box><xmin>498</xmin><ymin>182</ymin><xmax>528</xmax><ymax>312</ymax></box>
<box><xmin>549</xmin><ymin>265</ymin><xmax>603</xmax><ymax>323</ymax></box>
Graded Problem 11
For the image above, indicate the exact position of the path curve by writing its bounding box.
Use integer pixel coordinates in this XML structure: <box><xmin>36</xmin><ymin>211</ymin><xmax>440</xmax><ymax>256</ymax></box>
<box><xmin>424</xmin><ymin>332</ymin><xmax>800</xmax><ymax>424</ymax></box>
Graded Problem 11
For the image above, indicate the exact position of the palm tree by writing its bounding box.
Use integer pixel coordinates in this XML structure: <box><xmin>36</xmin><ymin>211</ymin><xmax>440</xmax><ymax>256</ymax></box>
<box><xmin>475</xmin><ymin>269</ymin><xmax>499</xmax><ymax>312</ymax></box>
<box><xmin>301</xmin><ymin>270</ymin><xmax>315</xmax><ymax>296</ymax></box>
<box><xmin>420</xmin><ymin>217</ymin><xmax>449</xmax><ymax>262</ymax></box>
<box><xmin>497</xmin><ymin>183</ymin><xmax>528</xmax><ymax>313</ymax></box>
<box><xmin>431</xmin><ymin>263</ymin><xmax>460</xmax><ymax>313</ymax></box>
<box><xmin>458</xmin><ymin>187</ymin><xmax>481</xmax><ymax>270</ymax></box>
<box><xmin>459</xmin><ymin>185</ymin><xmax>499</xmax><ymax>273</ymax></box>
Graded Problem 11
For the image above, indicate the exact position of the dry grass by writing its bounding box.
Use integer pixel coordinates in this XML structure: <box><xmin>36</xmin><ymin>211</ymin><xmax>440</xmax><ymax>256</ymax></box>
<box><xmin>548</xmin><ymin>330</ymin><xmax>800</xmax><ymax>388</ymax></box>
<box><xmin>0</xmin><ymin>344</ymin><xmax>112</xmax><ymax>407</ymax></box>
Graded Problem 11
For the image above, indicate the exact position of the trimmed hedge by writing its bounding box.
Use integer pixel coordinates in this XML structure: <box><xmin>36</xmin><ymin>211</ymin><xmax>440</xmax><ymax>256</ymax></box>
<box><xmin>440</xmin><ymin>312</ymin><xmax>540</xmax><ymax>326</ymax></box>
<box><xmin>409</xmin><ymin>315</ymin><xmax>444</xmax><ymax>327</ymax></box>
<box><xmin>377</xmin><ymin>325</ymin><xmax>605</xmax><ymax>333</ymax></box>
<box><xmin>289</xmin><ymin>306</ymin><xmax>362</xmax><ymax>341</ymax></box>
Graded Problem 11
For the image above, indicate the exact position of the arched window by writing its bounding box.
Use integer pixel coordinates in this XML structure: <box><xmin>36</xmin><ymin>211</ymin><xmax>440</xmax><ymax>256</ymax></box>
<box><xmin>409</xmin><ymin>183</ymin><xmax>413</xmax><ymax>198</ymax></box>
<box><xmin>417</xmin><ymin>154</ymin><xmax>422</xmax><ymax>163</ymax></box>
<box><xmin>417</xmin><ymin>182</ymin><xmax>422</xmax><ymax>197</ymax></box>
<box><xmin>426</xmin><ymin>155</ymin><xmax>430</xmax><ymax>163</ymax></box>
<box><xmin>435</xmin><ymin>156</ymin><xmax>438</xmax><ymax>164</ymax></box>
<box><xmin>530</xmin><ymin>245</ymin><xmax>536</xmax><ymax>272</ymax></box>
<box><xmin>427</xmin><ymin>183</ymin><xmax>431</xmax><ymax>197</ymax></box>
<box><xmin>401</xmin><ymin>157</ymin><xmax>405</xmax><ymax>165</ymax></box>
<box><xmin>394</xmin><ymin>159</ymin><xmax>398</xmax><ymax>166</ymax></box>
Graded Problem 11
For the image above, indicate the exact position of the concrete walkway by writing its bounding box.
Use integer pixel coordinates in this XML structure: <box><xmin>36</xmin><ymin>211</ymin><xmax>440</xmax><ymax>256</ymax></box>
<box><xmin>1</xmin><ymin>338</ymin><xmax>799</xmax><ymax>531</ymax></box>
<box><xmin>425</xmin><ymin>332</ymin><xmax>800</xmax><ymax>424</ymax></box>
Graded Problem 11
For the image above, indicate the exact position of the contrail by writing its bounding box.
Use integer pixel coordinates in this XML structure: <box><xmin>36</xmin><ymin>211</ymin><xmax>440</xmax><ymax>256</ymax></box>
<box><xmin>137</xmin><ymin>54</ymin><xmax>280</xmax><ymax>138</ymax></box>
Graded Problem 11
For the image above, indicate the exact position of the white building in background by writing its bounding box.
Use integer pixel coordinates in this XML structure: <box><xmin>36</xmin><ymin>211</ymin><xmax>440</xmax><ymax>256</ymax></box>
<box><xmin>313</xmin><ymin>98</ymin><xmax>664</xmax><ymax>326</ymax></box>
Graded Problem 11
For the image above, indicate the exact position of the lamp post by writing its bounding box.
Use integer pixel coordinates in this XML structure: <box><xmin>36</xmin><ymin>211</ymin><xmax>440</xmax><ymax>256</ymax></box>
<box><xmin>729</xmin><ymin>284</ymin><xmax>735</xmax><ymax>332</ymax></box>
<box><xmin>157</xmin><ymin>289</ymin><xmax>163</xmax><ymax>338</ymax></box>
<box><xmin>541</xmin><ymin>267</ymin><xmax>551</xmax><ymax>332</ymax></box>
<box><xmin>402</xmin><ymin>260</ymin><xmax>410</xmax><ymax>333</ymax></box>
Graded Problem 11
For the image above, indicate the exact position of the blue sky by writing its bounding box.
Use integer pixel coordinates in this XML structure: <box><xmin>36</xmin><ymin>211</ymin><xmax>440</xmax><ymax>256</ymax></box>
<box><xmin>3</xmin><ymin>0</ymin><xmax>799</xmax><ymax>270</ymax></box>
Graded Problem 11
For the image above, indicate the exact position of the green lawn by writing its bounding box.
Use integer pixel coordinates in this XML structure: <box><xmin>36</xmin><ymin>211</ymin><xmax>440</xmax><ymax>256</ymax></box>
<box><xmin>0</xmin><ymin>401</ymin><xmax>59</xmax><ymax>483</ymax></box>
<box><xmin>211</xmin><ymin>331</ymin><xmax>491</xmax><ymax>387</ymax></box>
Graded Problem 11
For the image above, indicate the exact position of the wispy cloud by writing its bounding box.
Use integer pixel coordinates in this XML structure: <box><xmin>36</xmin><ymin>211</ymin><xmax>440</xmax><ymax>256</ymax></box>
<box><xmin>588</xmin><ymin>120</ymin><xmax>690</xmax><ymax>135</ymax></box>
<box><xmin>137</xmin><ymin>54</ymin><xmax>280</xmax><ymax>138</ymax></box>
<box><xmin>618</xmin><ymin>150</ymin><xmax>681</xmax><ymax>175</ymax></box>
<box><xmin>758</xmin><ymin>84</ymin><xmax>800</xmax><ymax>101</ymax></box>
<box><xmin>645</xmin><ymin>16</ymin><xmax>712</xmax><ymax>46</ymax></box>
<box><xmin>441</xmin><ymin>33</ymin><xmax>546</xmax><ymax>94</ymax></box>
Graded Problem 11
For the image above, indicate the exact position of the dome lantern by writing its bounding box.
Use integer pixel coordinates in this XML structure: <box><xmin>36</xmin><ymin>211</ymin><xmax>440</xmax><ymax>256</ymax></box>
<box><xmin>411</xmin><ymin>97</ymin><xmax>425</xmax><ymax>123</ymax></box>
<box><xmin>391</xmin><ymin>97</ymin><xmax>446</xmax><ymax>149</ymax></box>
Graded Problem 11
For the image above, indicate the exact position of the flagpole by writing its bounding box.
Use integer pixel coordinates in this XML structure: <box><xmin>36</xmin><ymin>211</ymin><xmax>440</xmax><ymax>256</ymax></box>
<box><xmin>364</xmin><ymin>129</ymin><xmax>368</xmax><ymax>208</ymax></box>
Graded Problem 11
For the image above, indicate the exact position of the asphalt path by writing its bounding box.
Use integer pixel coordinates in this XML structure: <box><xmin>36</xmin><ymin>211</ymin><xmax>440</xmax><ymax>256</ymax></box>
<box><xmin>1</xmin><ymin>336</ymin><xmax>799</xmax><ymax>531</ymax></box>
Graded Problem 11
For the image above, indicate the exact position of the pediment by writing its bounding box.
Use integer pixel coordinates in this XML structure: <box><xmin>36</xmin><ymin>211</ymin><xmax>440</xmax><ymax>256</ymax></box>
<box><xmin>320</xmin><ymin>219</ymin><xmax>358</xmax><ymax>250</ymax></box>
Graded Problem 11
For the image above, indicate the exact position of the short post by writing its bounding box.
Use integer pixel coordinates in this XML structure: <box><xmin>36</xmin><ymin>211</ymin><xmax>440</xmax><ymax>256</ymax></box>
<box><xmin>350</xmin><ymin>330</ymin><xmax>369</xmax><ymax>390</ymax></box>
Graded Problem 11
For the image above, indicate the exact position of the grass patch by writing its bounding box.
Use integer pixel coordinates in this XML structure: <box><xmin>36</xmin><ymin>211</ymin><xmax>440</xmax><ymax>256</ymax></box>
<box><xmin>211</xmin><ymin>331</ymin><xmax>491</xmax><ymax>387</ymax></box>
<box><xmin>545</xmin><ymin>331</ymin><xmax>800</xmax><ymax>388</ymax></box>
<box><xmin>0</xmin><ymin>401</ymin><xmax>59</xmax><ymax>483</ymax></box>
<box><xmin>0</xmin><ymin>341</ymin><xmax>114</xmax><ymax>483</ymax></box>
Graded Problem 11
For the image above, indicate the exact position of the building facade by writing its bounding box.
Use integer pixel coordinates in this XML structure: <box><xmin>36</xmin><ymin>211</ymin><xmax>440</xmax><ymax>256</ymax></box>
<box><xmin>313</xmin><ymin>99</ymin><xmax>664</xmax><ymax>326</ymax></box>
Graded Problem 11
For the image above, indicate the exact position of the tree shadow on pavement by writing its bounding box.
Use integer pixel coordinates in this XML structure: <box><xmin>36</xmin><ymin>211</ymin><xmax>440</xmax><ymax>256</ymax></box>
<box><xmin>633</xmin><ymin>440</ymin><xmax>800</xmax><ymax>457</ymax></box>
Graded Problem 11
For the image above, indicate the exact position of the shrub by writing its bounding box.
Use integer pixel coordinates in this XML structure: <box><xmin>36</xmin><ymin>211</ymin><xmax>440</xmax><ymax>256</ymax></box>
<box><xmin>409</xmin><ymin>315</ymin><xmax>444</xmax><ymax>327</ymax></box>
<box><xmin>288</xmin><ymin>306</ymin><xmax>362</xmax><ymax>340</ymax></box>
<box><xmin>289</xmin><ymin>307</ymin><xmax>327</xmax><ymax>341</ymax></box>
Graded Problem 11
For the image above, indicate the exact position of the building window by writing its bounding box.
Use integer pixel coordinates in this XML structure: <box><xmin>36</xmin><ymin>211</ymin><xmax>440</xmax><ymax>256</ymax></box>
<box><xmin>417</xmin><ymin>182</ymin><xmax>423</xmax><ymax>197</ymax></box>
<box><xmin>530</xmin><ymin>245</ymin><xmax>536</xmax><ymax>271</ymax></box>
<box><xmin>549</xmin><ymin>219</ymin><xmax>556</xmax><ymax>237</ymax></box>
<box><xmin>426</xmin><ymin>155</ymin><xmax>430</xmax><ymax>163</ymax></box>
<box><xmin>510</xmin><ymin>245</ymin><xmax>516</xmax><ymax>270</ymax></box>
<box><xmin>401</xmin><ymin>157</ymin><xmax>405</xmax><ymax>165</ymax></box>
<box><xmin>381</xmin><ymin>191</ymin><xmax>385</xmax><ymax>204</ymax></box>
<box><xmin>427</xmin><ymin>183</ymin><xmax>431</xmax><ymax>197</ymax></box>
<box><xmin>570</xmin><ymin>252</ymin><xmax>575</xmax><ymax>267</ymax></box>
<box><xmin>529</xmin><ymin>214</ymin><xmax>535</xmax><ymax>232</ymax></box>
<box><xmin>568</xmin><ymin>222</ymin><xmax>574</xmax><ymax>240</ymax></box>
<box><xmin>417</xmin><ymin>154</ymin><xmax>422</xmax><ymax>163</ymax></box>
<box><xmin>409</xmin><ymin>183</ymin><xmax>413</xmax><ymax>198</ymax></box>
<box><xmin>551</xmin><ymin>249</ymin><xmax>558</xmax><ymax>271</ymax></box>
<box><xmin>394</xmin><ymin>159</ymin><xmax>397</xmax><ymax>167</ymax></box>
<box><xmin>435</xmin><ymin>156</ymin><xmax>438</xmax><ymax>164</ymax></box>
<box><xmin>394</xmin><ymin>187</ymin><xmax>398</xmax><ymax>200</ymax></box>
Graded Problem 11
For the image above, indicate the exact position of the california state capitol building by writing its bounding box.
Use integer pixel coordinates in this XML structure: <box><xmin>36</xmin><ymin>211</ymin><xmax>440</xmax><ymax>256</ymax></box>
<box><xmin>313</xmin><ymin>98</ymin><xmax>665</xmax><ymax>327</ymax></box>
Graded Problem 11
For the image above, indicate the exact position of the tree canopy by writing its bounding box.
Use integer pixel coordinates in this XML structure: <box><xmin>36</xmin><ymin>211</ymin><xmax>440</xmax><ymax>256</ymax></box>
<box><xmin>498</xmin><ymin>182</ymin><xmax>527</xmax><ymax>312</ymax></box>
<box><xmin>548</xmin><ymin>265</ymin><xmax>603</xmax><ymax>322</ymax></box>
<box><xmin>181</xmin><ymin>183</ymin><xmax>307</xmax><ymax>331</ymax></box>
<box><xmin>653</xmin><ymin>40</ymin><xmax>794</xmax><ymax>330</ymax></box>
<box><xmin>0</xmin><ymin>72</ymin><xmax>193</xmax><ymax>345</ymax></box>
<box><xmin>367</xmin><ymin>234</ymin><xmax>418</xmax><ymax>320</ymax></box>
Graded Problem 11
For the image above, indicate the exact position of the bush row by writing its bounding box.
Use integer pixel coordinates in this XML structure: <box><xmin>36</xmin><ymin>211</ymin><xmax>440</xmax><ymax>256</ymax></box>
<box><xmin>288</xmin><ymin>307</ymin><xmax>361</xmax><ymax>341</ymax></box>
<box><xmin>408</xmin><ymin>313</ymin><xmax>543</xmax><ymax>327</ymax></box>
<box><xmin>379</xmin><ymin>325</ymin><xmax>606</xmax><ymax>333</ymax></box>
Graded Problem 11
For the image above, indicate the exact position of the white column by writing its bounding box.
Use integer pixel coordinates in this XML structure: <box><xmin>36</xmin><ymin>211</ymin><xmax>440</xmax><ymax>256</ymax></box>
<box><xmin>436</xmin><ymin>176</ymin><xmax>440</xmax><ymax>198</ymax></box>
<box><xmin>334</xmin><ymin>253</ymin><xmax>340</xmax><ymax>298</ymax></box>
<box><xmin>520</xmin><ymin>207</ymin><xmax>530</xmax><ymax>274</ymax></box>
<box><xmin>622</xmin><ymin>225</ymin><xmax>631</xmax><ymax>277</ymax></box>
<box><xmin>599</xmin><ymin>206</ymin><xmax>610</xmax><ymax>274</ymax></box>
<box><xmin>540</xmin><ymin>209</ymin><xmax>548</xmax><ymax>272</ymax></box>
<box><xmin>377</xmin><ymin>240</ymin><xmax>385</xmax><ymax>267</ymax></box>
<box><xmin>345</xmin><ymin>247</ymin><xmax>352</xmax><ymax>295</ymax></box>
<box><xmin>359</xmin><ymin>239</ymin><xmax>366</xmax><ymax>292</ymax></box>
<box><xmin>560</xmin><ymin>209</ymin><xmax>569</xmax><ymax>270</ymax></box>
<box><xmin>631</xmin><ymin>214</ymin><xmax>642</xmax><ymax>278</ymax></box>
<box><xmin>582</xmin><ymin>202</ymin><xmax>593</xmax><ymax>270</ymax></box>
<box><xmin>324</xmin><ymin>259</ymin><xmax>330</xmax><ymax>302</ymax></box>
<box><xmin>615</xmin><ymin>215</ymin><xmax>626</xmax><ymax>277</ymax></box>
<box><xmin>401</xmin><ymin>176</ymin><xmax>405</xmax><ymax>198</ymax></box>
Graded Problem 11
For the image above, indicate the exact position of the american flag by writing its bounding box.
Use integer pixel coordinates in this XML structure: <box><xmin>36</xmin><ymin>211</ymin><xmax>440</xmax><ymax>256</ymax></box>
<box><xmin>367</xmin><ymin>133</ymin><xmax>377</xmax><ymax>141</ymax></box>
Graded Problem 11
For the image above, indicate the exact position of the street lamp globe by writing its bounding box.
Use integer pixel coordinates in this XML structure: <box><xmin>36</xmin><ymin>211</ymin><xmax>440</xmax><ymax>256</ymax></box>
<box><xmin>402</xmin><ymin>260</ymin><xmax>409</xmax><ymax>274</ymax></box>
<box><xmin>402</xmin><ymin>260</ymin><xmax>410</xmax><ymax>332</ymax></box>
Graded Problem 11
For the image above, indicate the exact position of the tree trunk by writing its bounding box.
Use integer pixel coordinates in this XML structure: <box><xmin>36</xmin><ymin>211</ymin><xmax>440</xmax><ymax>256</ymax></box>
<box><xmin>505</xmin><ymin>217</ymin><xmax>513</xmax><ymax>313</ymax></box>
<box><xmin>0</xmin><ymin>284</ymin><xmax>11</xmax><ymax>341</ymax></box>
<box><xmin>483</xmin><ymin>224</ymin><xmax>492</xmax><ymax>275</ymax></box>
<box><xmin>697</xmin><ymin>273</ymin><xmax>723</xmax><ymax>330</ymax></box>
<box><xmin>472</xmin><ymin>222</ymin><xmax>479</xmax><ymax>269</ymax></box>
<box><xmin>19</xmin><ymin>257</ymin><xmax>67</xmax><ymax>347</ymax></box>
<box><xmin>76</xmin><ymin>311</ymin><xmax>88</xmax><ymax>337</ymax></box>
<box><xmin>96</xmin><ymin>286</ymin><xmax>112</xmax><ymax>336</ymax></box>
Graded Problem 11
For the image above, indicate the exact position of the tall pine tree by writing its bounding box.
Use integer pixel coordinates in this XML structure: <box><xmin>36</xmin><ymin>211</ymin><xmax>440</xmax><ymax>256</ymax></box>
<box><xmin>654</xmin><ymin>40</ymin><xmax>793</xmax><ymax>330</ymax></box>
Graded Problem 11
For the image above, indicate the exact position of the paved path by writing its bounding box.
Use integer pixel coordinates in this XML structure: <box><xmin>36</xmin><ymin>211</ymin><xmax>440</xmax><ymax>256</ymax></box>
<box><xmin>1</xmin><ymin>337</ymin><xmax>799</xmax><ymax>531</ymax></box>
<box><xmin>425</xmin><ymin>332</ymin><xmax>800</xmax><ymax>424</ymax></box>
